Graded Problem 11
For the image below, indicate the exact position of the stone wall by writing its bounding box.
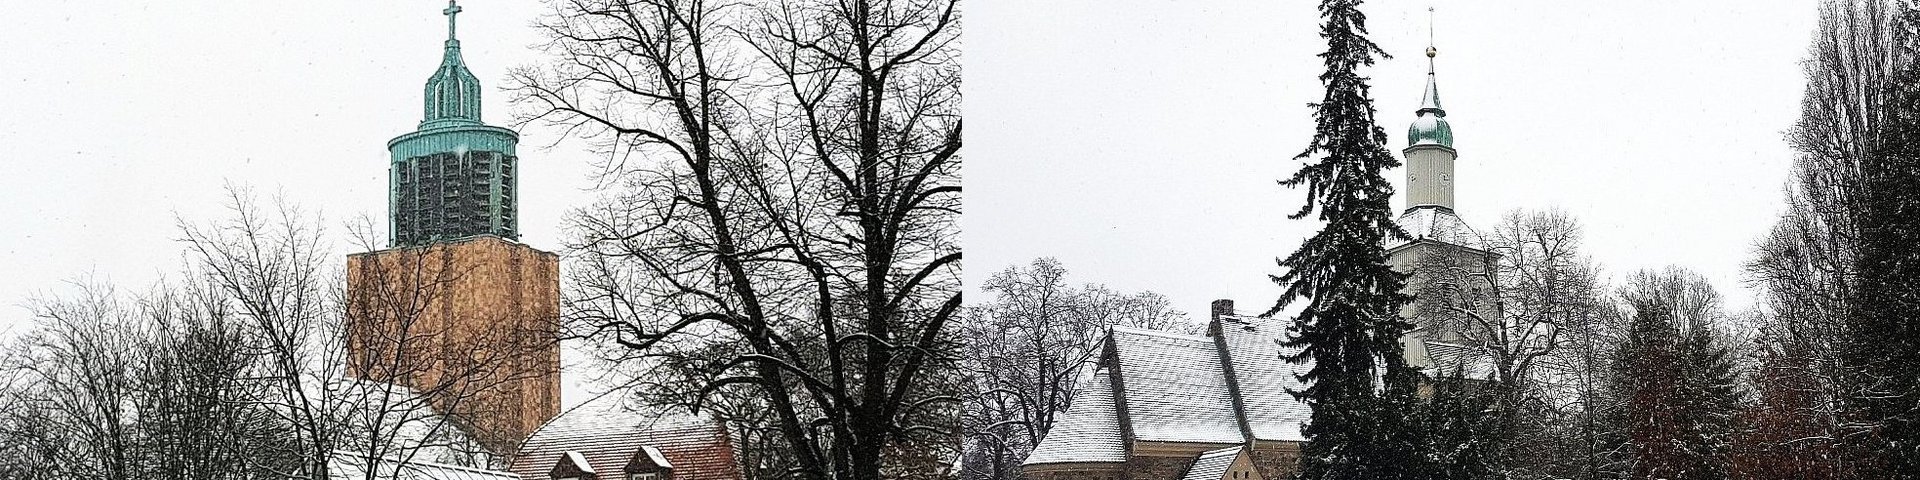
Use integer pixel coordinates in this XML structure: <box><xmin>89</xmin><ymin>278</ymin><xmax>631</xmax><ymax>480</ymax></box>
<box><xmin>1122</xmin><ymin>454</ymin><xmax>1201</xmax><ymax>480</ymax></box>
<box><xmin>1248</xmin><ymin>441</ymin><xmax>1302</xmax><ymax>479</ymax></box>
<box><xmin>346</xmin><ymin>235</ymin><xmax>562</xmax><ymax>455</ymax></box>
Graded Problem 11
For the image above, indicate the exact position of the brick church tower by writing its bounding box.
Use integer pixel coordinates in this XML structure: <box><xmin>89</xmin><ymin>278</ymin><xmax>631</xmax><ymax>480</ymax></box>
<box><xmin>346</xmin><ymin>0</ymin><xmax>561</xmax><ymax>455</ymax></box>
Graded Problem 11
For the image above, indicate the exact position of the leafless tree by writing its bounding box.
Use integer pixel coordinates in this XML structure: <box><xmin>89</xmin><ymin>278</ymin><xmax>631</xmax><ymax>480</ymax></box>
<box><xmin>0</xmin><ymin>185</ymin><xmax>545</xmax><ymax>479</ymax></box>
<box><xmin>1404</xmin><ymin>209</ymin><xmax>1610</xmax><ymax>477</ymax></box>
<box><xmin>1741</xmin><ymin>1</ymin><xmax>1910</xmax><ymax>474</ymax></box>
<box><xmin>180</xmin><ymin>188</ymin><xmax>538</xmax><ymax>476</ymax></box>
<box><xmin>958</xmin><ymin>258</ymin><xmax>1193</xmax><ymax>480</ymax></box>
<box><xmin>514</xmin><ymin>0</ymin><xmax>962</xmax><ymax>478</ymax></box>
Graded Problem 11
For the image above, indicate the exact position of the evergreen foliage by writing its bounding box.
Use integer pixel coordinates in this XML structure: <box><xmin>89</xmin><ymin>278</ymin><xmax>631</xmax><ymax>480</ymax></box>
<box><xmin>1610</xmin><ymin>300</ymin><xmax>1743</xmax><ymax>480</ymax></box>
<box><xmin>1268</xmin><ymin>0</ymin><xmax>1420</xmax><ymax>478</ymax></box>
<box><xmin>1420</xmin><ymin>370</ymin><xmax>1503</xmax><ymax>480</ymax></box>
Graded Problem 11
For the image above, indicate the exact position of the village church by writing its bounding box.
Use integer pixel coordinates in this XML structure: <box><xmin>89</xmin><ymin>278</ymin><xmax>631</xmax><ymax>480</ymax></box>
<box><xmin>1019</xmin><ymin>44</ymin><xmax>1498</xmax><ymax>480</ymax></box>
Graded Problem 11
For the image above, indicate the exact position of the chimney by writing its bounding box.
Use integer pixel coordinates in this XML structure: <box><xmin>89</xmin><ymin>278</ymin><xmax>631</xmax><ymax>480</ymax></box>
<box><xmin>1211</xmin><ymin>299</ymin><xmax>1235</xmax><ymax>321</ymax></box>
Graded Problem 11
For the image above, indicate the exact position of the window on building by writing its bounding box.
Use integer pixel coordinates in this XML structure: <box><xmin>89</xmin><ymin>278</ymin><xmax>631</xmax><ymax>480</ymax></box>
<box><xmin>627</xmin><ymin>473</ymin><xmax>660</xmax><ymax>480</ymax></box>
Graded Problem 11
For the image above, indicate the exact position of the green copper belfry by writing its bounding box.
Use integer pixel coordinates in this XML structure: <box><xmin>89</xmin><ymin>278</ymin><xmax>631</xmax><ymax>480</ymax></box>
<box><xmin>387</xmin><ymin>0</ymin><xmax>521</xmax><ymax>247</ymax></box>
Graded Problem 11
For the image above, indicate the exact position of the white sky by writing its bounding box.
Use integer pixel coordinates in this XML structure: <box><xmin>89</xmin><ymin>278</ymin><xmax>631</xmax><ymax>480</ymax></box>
<box><xmin>0</xmin><ymin>2</ymin><xmax>1818</xmax><ymax>337</ymax></box>
<box><xmin>965</xmin><ymin>1</ymin><xmax>1816</xmax><ymax>321</ymax></box>
<box><xmin>0</xmin><ymin>3</ymin><xmax>603</xmax><ymax>333</ymax></box>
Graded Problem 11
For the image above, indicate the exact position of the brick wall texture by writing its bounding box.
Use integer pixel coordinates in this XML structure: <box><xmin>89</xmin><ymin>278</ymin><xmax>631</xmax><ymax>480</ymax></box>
<box><xmin>346</xmin><ymin>235</ymin><xmax>562</xmax><ymax>454</ymax></box>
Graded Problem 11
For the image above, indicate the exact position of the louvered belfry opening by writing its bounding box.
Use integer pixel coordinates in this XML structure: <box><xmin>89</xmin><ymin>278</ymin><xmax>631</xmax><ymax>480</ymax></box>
<box><xmin>394</xmin><ymin>150</ymin><xmax>519</xmax><ymax>246</ymax></box>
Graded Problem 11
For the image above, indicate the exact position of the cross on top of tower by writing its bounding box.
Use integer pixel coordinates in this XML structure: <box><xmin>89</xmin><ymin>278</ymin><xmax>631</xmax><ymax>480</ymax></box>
<box><xmin>444</xmin><ymin>0</ymin><xmax>463</xmax><ymax>41</ymax></box>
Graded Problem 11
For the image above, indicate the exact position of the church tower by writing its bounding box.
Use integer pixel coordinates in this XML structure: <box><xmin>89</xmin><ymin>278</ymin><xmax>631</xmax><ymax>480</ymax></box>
<box><xmin>1404</xmin><ymin>45</ymin><xmax>1455</xmax><ymax>211</ymax></box>
<box><xmin>388</xmin><ymin>0</ymin><xmax>521</xmax><ymax>246</ymax></box>
<box><xmin>1385</xmin><ymin>31</ymin><xmax>1496</xmax><ymax>377</ymax></box>
<box><xmin>346</xmin><ymin>0</ymin><xmax>562</xmax><ymax>456</ymax></box>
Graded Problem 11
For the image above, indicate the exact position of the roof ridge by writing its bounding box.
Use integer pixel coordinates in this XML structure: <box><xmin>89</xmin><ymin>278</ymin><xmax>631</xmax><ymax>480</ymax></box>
<box><xmin>1109</xmin><ymin>325</ymin><xmax>1209</xmax><ymax>342</ymax></box>
<box><xmin>333</xmin><ymin>450</ymin><xmax>521</xmax><ymax>477</ymax></box>
<box><xmin>1196</xmin><ymin>445</ymin><xmax>1244</xmax><ymax>459</ymax></box>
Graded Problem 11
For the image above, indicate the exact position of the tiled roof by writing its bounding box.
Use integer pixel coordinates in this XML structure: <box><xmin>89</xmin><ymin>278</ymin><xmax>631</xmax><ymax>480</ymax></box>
<box><xmin>1177</xmin><ymin>447</ymin><xmax>1243</xmax><ymax>480</ymax></box>
<box><xmin>1107</xmin><ymin>327</ymin><xmax>1244</xmax><ymax>444</ymax></box>
<box><xmin>1389</xmin><ymin>206</ymin><xmax>1484</xmax><ymax>251</ymax></box>
<box><xmin>1023</xmin><ymin>368</ymin><xmax>1126</xmax><ymax>465</ymax></box>
<box><xmin>509</xmin><ymin>396</ymin><xmax>741</xmax><ymax>480</ymax></box>
<box><xmin>1215</xmin><ymin>315</ymin><xmax>1311</xmax><ymax>442</ymax></box>
<box><xmin>330</xmin><ymin>451</ymin><xmax>522</xmax><ymax>480</ymax></box>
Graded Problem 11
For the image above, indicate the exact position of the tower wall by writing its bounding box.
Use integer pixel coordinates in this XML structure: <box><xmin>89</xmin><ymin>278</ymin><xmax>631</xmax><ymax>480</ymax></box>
<box><xmin>1403</xmin><ymin>144</ymin><xmax>1456</xmax><ymax>210</ymax></box>
<box><xmin>346</xmin><ymin>235</ymin><xmax>562</xmax><ymax>454</ymax></box>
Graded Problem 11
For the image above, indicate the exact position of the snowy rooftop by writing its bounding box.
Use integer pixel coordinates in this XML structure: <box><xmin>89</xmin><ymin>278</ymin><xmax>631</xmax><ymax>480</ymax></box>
<box><xmin>1108</xmin><ymin>326</ymin><xmax>1245</xmax><ymax>444</ymax></box>
<box><xmin>1389</xmin><ymin>206</ymin><xmax>1485</xmax><ymax>251</ymax></box>
<box><xmin>1024</xmin><ymin>317</ymin><xmax>1315</xmax><ymax>467</ymax></box>
<box><xmin>1178</xmin><ymin>447</ymin><xmax>1245</xmax><ymax>480</ymax></box>
<box><xmin>1421</xmin><ymin>340</ymin><xmax>1497</xmax><ymax>381</ymax></box>
<box><xmin>509</xmin><ymin>392</ymin><xmax>739</xmax><ymax>480</ymax></box>
<box><xmin>330</xmin><ymin>451</ymin><xmax>521</xmax><ymax>480</ymax></box>
<box><xmin>1022</xmin><ymin>369</ymin><xmax>1126</xmax><ymax>465</ymax></box>
<box><xmin>1215</xmin><ymin>315</ymin><xmax>1311</xmax><ymax>442</ymax></box>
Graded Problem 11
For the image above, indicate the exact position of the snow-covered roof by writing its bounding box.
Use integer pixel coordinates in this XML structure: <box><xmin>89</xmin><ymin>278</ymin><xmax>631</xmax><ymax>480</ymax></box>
<box><xmin>1107</xmin><ymin>326</ymin><xmax>1245</xmax><ymax>444</ymax></box>
<box><xmin>1422</xmin><ymin>341</ymin><xmax>1496</xmax><ymax>381</ymax></box>
<box><xmin>637</xmin><ymin>445</ymin><xmax>672</xmax><ymax>469</ymax></box>
<box><xmin>1214</xmin><ymin>315</ymin><xmax>1311</xmax><ymax>442</ymax></box>
<box><xmin>1389</xmin><ymin>206</ymin><xmax>1484</xmax><ymax>251</ymax></box>
<box><xmin>1178</xmin><ymin>447</ymin><xmax>1245</xmax><ymax>480</ymax></box>
<box><xmin>1023</xmin><ymin>369</ymin><xmax>1126</xmax><ymax>465</ymax></box>
<box><xmin>509</xmin><ymin>393</ymin><xmax>739</xmax><ymax>480</ymax></box>
<box><xmin>329</xmin><ymin>451</ymin><xmax>522</xmax><ymax>480</ymax></box>
<box><xmin>1025</xmin><ymin>318</ymin><xmax>1318</xmax><ymax>467</ymax></box>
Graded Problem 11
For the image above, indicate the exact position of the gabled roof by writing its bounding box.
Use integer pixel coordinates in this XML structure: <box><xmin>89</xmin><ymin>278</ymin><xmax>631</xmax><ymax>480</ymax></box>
<box><xmin>509</xmin><ymin>396</ymin><xmax>740</xmax><ymax>480</ymax></box>
<box><xmin>1178</xmin><ymin>447</ymin><xmax>1245</xmax><ymax>480</ymax></box>
<box><xmin>1023</xmin><ymin>368</ymin><xmax>1126</xmax><ymax>465</ymax></box>
<box><xmin>1213</xmin><ymin>315</ymin><xmax>1311</xmax><ymax>442</ymax></box>
<box><xmin>330</xmin><ymin>451</ymin><xmax>521</xmax><ymax>480</ymax></box>
<box><xmin>1107</xmin><ymin>326</ymin><xmax>1244</xmax><ymax>444</ymax></box>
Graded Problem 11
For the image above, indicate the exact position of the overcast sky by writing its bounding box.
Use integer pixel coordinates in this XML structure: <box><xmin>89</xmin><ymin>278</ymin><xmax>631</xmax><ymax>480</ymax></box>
<box><xmin>966</xmin><ymin>1</ymin><xmax>1817</xmax><ymax>322</ymax></box>
<box><xmin>0</xmin><ymin>3</ymin><xmax>1819</xmax><ymax>336</ymax></box>
<box><xmin>0</xmin><ymin>3</ymin><xmax>606</xmax><ymax>330</ymax></box>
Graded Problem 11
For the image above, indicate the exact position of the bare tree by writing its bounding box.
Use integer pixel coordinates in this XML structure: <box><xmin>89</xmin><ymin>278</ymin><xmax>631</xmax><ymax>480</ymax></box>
<box><xmin>12</xmin><ymin>282</ymin><xmax>146</xmax><ymax>479</ymax></box>
<box><xmin>180</xmin><ymin>188</ymin><xmax>535</xmax><ymax>477</ymax></box>
<box><xmin>0</xmin><ymin>185</ymin><xmax>545</xmax><ymax>478</ymax></box>
<box><xmin>1404</xmin><ymin>209</ymin><xmax>1608</xmax><ymax>478</ymax></box>
<box><xmin>958</xmin><ymin>258</ymin><xmax>1193</xmax><ymax>480</ymax></box>
<box><xmin>1743</xmin><ymin>1</ymin><xmax>1916</xmax><ymax>474</ymax></box>
<box><xmin>515</xmin><ymin>0</ymin><xmax>962</xmax><ymax>478</ymax></box>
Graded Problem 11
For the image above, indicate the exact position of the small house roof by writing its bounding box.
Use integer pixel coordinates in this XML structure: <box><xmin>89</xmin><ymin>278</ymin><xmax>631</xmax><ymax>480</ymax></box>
<box><xmin>1178</xmin><ymin>447</ymin><xmax>1245</xmax><ymax>480</ymax></box>
<box><xmin>509</xmin><ymin>396</ymin><xmax>740</xmax><ymax>480</ymax></box>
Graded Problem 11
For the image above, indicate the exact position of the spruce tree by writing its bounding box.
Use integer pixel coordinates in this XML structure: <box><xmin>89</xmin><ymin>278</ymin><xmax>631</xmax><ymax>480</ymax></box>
<box><xmin>1611</xmin><ymin>300</ymin><xmax>1743</xmax><ymax>480</ymax></box>
<box><xmin>1267</xmin><ymin>1</ymin><xmax>1421</xmax><ymax>478</ymax></box>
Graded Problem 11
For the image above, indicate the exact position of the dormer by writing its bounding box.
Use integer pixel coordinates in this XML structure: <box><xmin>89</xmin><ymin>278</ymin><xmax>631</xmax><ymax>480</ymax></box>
<box><xmin>550</xmin><ymin>451</ymin><xmax>597</xmax><ymax>480</ymax></box>
<box><xmin>622</xmin><ymin>445</ymin><xmax>675</xmax><ymax>480</ymax></box>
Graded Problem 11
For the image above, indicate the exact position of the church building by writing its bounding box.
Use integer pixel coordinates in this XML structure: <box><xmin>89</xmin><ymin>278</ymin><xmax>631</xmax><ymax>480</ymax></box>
<box><xmin>344</xmin><ymin>0</ymin><xmax>561</xmax><ymax>456</ymax></box>
<box><xmin>341</xmin><ymin>6</ymin><xmax>746</xmax><ymax>480</ymax></box>
<box><xmin>1020</xmin><ymin>43</ymin><xmax>1495</xmax><ymax>480</ymax></box>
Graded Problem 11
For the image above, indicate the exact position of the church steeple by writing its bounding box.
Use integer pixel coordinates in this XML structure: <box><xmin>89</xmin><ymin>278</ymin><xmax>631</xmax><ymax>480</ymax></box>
<box><xmin>1407</xmin><ymin>45</ymin><xmax>1452</xmax><ymax>147</ymax></box>
<box><xmin>423</xmin><ymin>0</ymin><xmax>482</xmax><ymax>128</ymax></box>
<box><xmin>1402</xmin><ymin>7</ymin><xmax>1458</xmax><ymax>212</ymax></box>
<box><xmin>387</xmin><ymin>0</ymin><xmax>522</xmax><ymax>247</ymax></box>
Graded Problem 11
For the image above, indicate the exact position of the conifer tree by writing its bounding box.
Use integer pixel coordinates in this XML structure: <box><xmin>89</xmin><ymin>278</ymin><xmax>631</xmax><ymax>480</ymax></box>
<box><xmin>1267</xmin><ymin>0</ymin><xmax>1421</xmax><ymax>478</ymax></box>
<box><xmin>1610</xmin><ymin>299</ymin><xmax>1742</xmax><ymax>480</ymax></box>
